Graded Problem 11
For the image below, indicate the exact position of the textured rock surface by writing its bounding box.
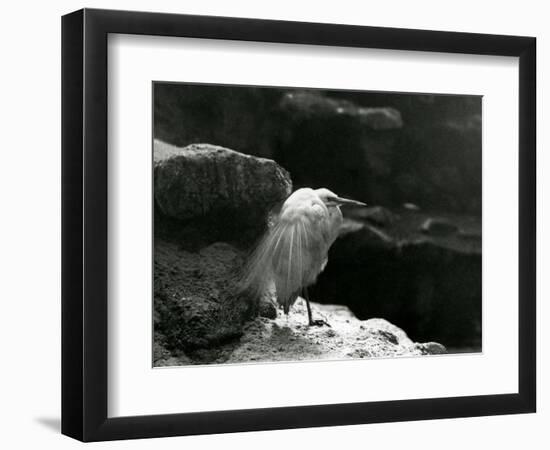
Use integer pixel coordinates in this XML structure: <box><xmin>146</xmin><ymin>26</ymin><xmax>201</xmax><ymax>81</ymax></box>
<box><xmin>154</xmin><ymin>240</ymin><xmax>275</xmax><ymax>363</ymax></box>
<box><xmin>155</xmin><ymin>299</ymin><xmax>445</xmax><ymax>366</ymax></box>
<box><xmin>154</xmin><ymin>141</ymin><xmax>292</xmax><ymax>241</ymax></box>
<box><xmin>230</xmin><ymin>300</ymin><xmax>446</xmax><ymax>364</ymax></box>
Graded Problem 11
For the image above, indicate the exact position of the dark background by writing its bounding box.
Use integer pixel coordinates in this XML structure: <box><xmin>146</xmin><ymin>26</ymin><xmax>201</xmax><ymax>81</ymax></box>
<box><xmin>154</xmin><ymin>82</ymin><xmax>482</xmax><ymax>351</ymax></box>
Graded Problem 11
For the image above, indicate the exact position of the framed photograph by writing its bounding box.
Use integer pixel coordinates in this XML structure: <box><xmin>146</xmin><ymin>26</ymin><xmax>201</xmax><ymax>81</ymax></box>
<box><xmin>61</xmin><ymin>8</ymin><xmax>536</xmax><ymax>442</ymax></box>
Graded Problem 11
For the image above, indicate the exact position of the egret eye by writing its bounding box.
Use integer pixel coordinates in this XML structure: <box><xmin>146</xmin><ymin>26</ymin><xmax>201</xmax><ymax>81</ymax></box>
<box><xmin>325</xmin><ymin>196</ymin><xmax>340</xmax><ymax>206</ymax></box>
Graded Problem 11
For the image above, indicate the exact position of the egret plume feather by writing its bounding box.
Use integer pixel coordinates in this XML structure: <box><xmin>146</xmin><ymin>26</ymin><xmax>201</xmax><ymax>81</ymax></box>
<box><xmin>240</xmin><ymin>187</ymin><xmax>365</xmax><ymax>321</ymax></box>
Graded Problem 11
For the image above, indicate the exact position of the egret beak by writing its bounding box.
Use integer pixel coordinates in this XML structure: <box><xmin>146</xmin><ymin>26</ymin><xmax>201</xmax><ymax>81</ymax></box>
<box><xmin>334</xmin><ymin>196</ymin><xmax>367</xmax><ymax>207</ymax></box>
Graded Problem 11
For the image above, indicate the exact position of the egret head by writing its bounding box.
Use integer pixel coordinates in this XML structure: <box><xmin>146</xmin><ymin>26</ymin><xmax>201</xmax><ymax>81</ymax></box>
<box><xmin>315</xmin><ymin>188</ymin><xmax>367</xmax><ymax>208</ymax></box>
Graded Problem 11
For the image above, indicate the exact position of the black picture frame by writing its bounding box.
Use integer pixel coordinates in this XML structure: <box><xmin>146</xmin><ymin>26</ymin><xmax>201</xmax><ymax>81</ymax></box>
<box><xmin>61</xmin><ymin>8</ymin><xmax>536</xmax><ymax>442</ymax></box>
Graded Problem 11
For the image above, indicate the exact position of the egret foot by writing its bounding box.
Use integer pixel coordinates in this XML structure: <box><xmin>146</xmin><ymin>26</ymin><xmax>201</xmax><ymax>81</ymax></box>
<box><xmin>308</xmin><ymin>318</ymin><xmax>331</xmax><ymax>327</ymax></box>
<box><xmin>303</xmin><ymin>288</ymin><xmax>331</xmax><ymax>327</ymax></box>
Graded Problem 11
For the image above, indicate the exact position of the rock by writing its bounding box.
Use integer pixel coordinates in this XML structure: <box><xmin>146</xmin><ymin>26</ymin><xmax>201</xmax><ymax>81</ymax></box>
<box><xmin>154</xmin><ymin>240</ymin><xmax>257</xmax><ymax>358</ymax></box>
<box><xmin>280</xmin><ymin>91</ymin><xmax>403</xmax><ymax>130</ymax></box>
<box><xmin>415</xmin><ymin>342</ymin><xmax>447</xmax><ymax>355</ymax></box>
<box><xmin>360</xmin><ymin>107</ymin><xmax>403</xmax><ymax>130</ymax></box>
<box><xmin>154</xmin><ymin>140</ymin><xmax>292</xmax><ymax>241</ymax></box>
<box><xmin>275</xmin><ymin>91</ymin><xmax>404</xmax><ymax>211</ymax></box>
<box><xmin>338</xmin><ymin>218</ymin><xmax>395</xmax><ymax>250</ymax></box>
<box><xmin>221</xmin><ymin>300</ymin><xmax>445</xmax><ymax>364</ymax></box>
<box><xmin>312</xmin><ymin>210</ymin><xmax>482</xmax><ymax>350</ymax></box>
<box><xmin>153</xmin><ymin>340</ymin><xmax>192</xmax><ymax>367</ymax></box>
<box><xmin>420</xmin><ymin>217</ymin><xmax>459</xmax><ymax>236</ymax></box>
<box><xmin>361</xmin><ymin>318</ymin><xmax>414</xmax><ymax>346</ymax></box>
<box><xmin>348</xmin><ymin>205</ymin><xmax>398</xmax><ymax>227</ymax></box>
<box><xmin>258</xmin><ymin>298</ymin><xmax>278</xmax><ymax>319</ymax></box>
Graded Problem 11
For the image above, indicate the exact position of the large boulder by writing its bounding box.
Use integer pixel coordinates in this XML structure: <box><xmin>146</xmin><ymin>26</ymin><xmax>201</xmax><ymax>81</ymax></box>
<box><xmin>312</xmin><ymin>209</ymin><xmax>481</xmax><ymax>350</ymax></box>
<box><xmin>273</xmin><ymin>91</ymin><xmax>402</xmax><ymax>207</ymax></box>
<box><xmin>154</xmin><ymin>140</ymin><xmax>292</xmax><ymax>244</ymax></box>
<box><xmin>154</xmin><ymin>240</ymin><xmax>276</xmax><ymax>362</ymax></box>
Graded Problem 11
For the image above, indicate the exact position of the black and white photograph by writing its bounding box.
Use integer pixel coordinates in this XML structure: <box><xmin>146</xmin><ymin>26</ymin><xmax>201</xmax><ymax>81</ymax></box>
<box><xmin>0</xmin><ymin>0</ymin><xmax>544</xmax><ymax>447</ymax></box>
<box><xmin>153</xmin><ymin>83</ymin><xmax>482</xmax><ymax>367</ymax></box>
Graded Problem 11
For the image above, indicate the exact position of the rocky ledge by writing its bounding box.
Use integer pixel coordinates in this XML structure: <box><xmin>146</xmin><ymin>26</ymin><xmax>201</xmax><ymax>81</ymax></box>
<box><xmin>154</xmin><ymin>140</ymin><xmax>292</xmax><ymax>246</ymax></box>
<box><xmin>155</xmin><ymin>286</ymin><xmax>446</xmax><ymax>367</ymax></box>
<box><xmin>226</xmin><ymin>300</ymin><xmax>446</xmax><ymax>364</ymax></box>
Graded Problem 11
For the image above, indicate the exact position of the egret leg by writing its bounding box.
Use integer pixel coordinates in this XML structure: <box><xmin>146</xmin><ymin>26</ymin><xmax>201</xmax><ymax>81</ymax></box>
<box><xmin>303</xmin><ymin>287</ymin><xmax>331</xmax><ymax>327</ymax></box>
<box><xmin>304</xmin><ymin>287</ymin><xmax>313</xmax><ymax>324</ymax></box>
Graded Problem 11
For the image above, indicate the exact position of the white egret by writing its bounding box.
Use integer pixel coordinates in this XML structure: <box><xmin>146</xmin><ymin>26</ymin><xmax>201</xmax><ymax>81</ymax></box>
<box><xmin>241</xmin><ymin>187</ymin><xmax>366</xmax><ymax>326</ymax></box>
